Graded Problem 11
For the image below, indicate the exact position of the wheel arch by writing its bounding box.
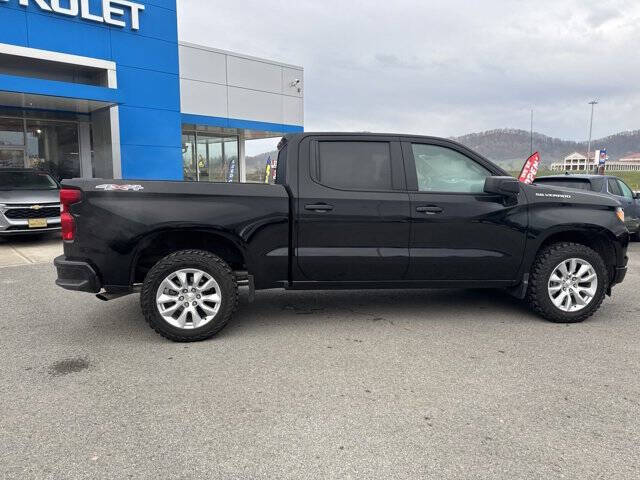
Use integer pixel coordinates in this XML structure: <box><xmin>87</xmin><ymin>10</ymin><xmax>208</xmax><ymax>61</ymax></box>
<box><xmin>130</xmin><ymin>228</ymin><xmax>248</xmax><ymax>285</ymax></box>
<box><xmin>524</xmin><ymin>226</ymin><xmax>620</xmax><ymax>284</ymax></box>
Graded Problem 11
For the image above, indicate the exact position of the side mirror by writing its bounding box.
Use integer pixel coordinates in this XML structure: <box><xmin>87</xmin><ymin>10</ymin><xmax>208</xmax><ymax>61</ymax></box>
<box><xmin>634</xmin><ymin>192</ymin><xmax>640</xmax><ymax>200</ymax></box>
<box><xmin>484</xmin><ymin>176</ymin><xmax>521</xmax><ymax>196</ymax></box>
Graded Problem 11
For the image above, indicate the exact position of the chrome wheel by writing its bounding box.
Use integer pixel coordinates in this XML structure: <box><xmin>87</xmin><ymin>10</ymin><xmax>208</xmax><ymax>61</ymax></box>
<box><xmin>155</xmin><ymin>268</ymin><xmax>221</xmax><ymax>329</ymax></box>
<box><xmin>547</xmin><ymin>258</ymin><xmax>598</xmax><ymax>313</ymax></box>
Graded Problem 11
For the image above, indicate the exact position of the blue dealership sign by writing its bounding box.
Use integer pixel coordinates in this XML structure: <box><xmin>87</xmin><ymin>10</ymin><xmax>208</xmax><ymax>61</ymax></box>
<box><xmin>0</xmin><ymin>0</ymin><xmax>183</xmax><ymax>180</ymax></box>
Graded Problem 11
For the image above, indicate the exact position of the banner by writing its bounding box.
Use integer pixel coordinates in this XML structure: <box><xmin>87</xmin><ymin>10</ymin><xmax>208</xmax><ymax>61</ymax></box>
<box><xmin>227</xmin><ymin>159</ymin><xmax>236</xmax><ymax>182</ymax></box>
<box><xmin>264</xmin><ymin>156</ymin><xmax>272</xmax><ymax>184</ymax></box>
<box><xmin>518</xmin><ymin>152</ymin><xmax>541</xmax><ymax>184</ymax></box>
<box><xmin>598</xmin><ymin>149</ymin><xmax>607</xmax><ymax>166</ymax></box>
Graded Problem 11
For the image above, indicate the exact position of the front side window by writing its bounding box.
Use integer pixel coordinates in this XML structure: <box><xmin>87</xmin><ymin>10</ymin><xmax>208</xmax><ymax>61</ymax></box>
<box><xmin>617</xmin><ymin>180</ymin><xmax>634</xmax><ymax>200</ymax></box>
<box><xmin>608</xmin><ymin>178</ymin><xmax>623</xmax><ymax>196</ymax></box>
<box><xmin>412</xmin><ymin>144</ymin><xmax>490</xmax><ymax>193</ymax></box>
<box><xmin>316</xmin><ymin>141</ymin><xmax>392</xmax><ymax>191</ymax></box>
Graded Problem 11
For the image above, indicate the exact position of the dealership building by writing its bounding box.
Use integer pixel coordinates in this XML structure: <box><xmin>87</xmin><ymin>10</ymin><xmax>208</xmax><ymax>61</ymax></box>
<box><xmin>0</xmin><ymin>0</ymin><xmax>304</xmax><ymax>181</ymax></box>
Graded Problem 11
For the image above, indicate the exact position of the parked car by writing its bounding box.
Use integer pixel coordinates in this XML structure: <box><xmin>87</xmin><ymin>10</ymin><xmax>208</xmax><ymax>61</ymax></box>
<box><xmin>533</xmin><ymin>174</ymin><xmax>640</xmax><ymax>240</ymax></box>
<box><xmin>54</xmin><ymin>133</ymin><xmax>629</xmax><ymax>342</ymax></box>
<box><xmin>0</xmin><ymin>168</ymin><xmax>61</xmax><ymax>235</ymax></box>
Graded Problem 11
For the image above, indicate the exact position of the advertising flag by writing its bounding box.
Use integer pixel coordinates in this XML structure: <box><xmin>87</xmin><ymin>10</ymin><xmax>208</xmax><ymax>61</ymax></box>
<box><xmin>598</xmin><ymin>149</ymin><xmax>607</xmax><ymax>166</ymax></box>
<box><xmin>264</xmin><ymin>156</ymin><xmax>272</xmax><ymax>184</ymax></box>
<box><xmin>227</xmin><ymin>159</ymin><xmax>236</xmax><ymax>182</ymax></box>
<box><xmin>518</xmin><ymin>152</ymin><xmax>541</xmax><ymax>184</ymax></box>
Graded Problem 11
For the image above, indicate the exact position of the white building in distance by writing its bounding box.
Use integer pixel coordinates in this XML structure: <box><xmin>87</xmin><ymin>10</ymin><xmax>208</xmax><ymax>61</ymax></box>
<box><xmin>550</xmin><ymin>152</ymin><xmax>640</xmax><ymax>172</ymax></box>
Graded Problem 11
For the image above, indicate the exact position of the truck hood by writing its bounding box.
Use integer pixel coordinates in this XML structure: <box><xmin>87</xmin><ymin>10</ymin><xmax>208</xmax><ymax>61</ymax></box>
<box><xmin>0</xmin><ymin>189</ymin><xmax>60</xmax><ymax>205</ymax></box>
<box><xmin>524</xmin><ymin>183</ymin><xmax>621</xmax><ymax>208</ymax></box>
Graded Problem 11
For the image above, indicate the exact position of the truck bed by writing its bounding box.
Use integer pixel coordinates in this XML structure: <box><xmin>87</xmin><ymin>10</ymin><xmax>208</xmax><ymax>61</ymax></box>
<box><xmin>60</xmin><ymin>179</ymin><xmax>291</xmax><ymax>291</ymax></box>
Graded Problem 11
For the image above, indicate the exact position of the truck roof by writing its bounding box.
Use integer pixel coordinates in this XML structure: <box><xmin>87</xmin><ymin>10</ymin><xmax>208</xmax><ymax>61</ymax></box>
<box><xmin>282</xmin><ymin>132</ymin><xmax>510</xmax><ymax>176</ymax></box>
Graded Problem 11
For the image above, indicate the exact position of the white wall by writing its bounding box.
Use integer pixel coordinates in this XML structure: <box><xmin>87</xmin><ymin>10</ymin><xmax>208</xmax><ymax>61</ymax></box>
<box><xmin>178</xmin><ymin>43</ymin><xmax>304</xmax><ymax>128</ymax></box>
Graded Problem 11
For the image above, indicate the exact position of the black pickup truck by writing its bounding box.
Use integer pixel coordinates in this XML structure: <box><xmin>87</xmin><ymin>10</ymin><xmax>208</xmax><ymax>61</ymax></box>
<box><xmin>55</xmin><ymin>133</ymin><xmax>629</xmax><ymax>341</ymax></box>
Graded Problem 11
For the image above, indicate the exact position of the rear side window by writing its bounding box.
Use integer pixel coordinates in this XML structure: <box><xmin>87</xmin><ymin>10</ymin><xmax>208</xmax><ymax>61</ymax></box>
<box><xmin>315</xmin><ymin>141</ymin><xmax>392</xmax><ymax>191</ymax></box>
<box><xmin>535</xmin><ymin>179</ymin><xmax>592</xmax><ymax>191</ymax></box>
<box><xmin>608</xmin><ymin>178</ymin><xmax>623</xmax><ymax>196</ymax></box>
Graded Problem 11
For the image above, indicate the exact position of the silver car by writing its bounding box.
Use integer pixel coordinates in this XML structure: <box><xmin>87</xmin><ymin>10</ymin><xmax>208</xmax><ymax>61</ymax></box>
<box><xmin>0</xmin><ymin>168</ymin><xmax>61</xmax><ymax>235</ymax></box>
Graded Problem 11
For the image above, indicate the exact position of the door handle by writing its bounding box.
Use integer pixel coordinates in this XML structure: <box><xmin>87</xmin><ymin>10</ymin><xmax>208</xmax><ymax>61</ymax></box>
<box><xmin>416</xmin><ymin>206</ymin><xmax>443</xmax><ymax>214</ymax></box>
<box><xmin>305</xmin><ymin>203</ymin><xmax>334</xmax><ymax>212</ymax></box>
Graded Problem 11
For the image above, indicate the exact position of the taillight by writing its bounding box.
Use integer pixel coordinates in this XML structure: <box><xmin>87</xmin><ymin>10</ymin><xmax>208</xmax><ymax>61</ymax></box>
<box><xmin>60</xmin><ymin>189</ymin><xmax>82</xmax><ymax>241</ymax></box>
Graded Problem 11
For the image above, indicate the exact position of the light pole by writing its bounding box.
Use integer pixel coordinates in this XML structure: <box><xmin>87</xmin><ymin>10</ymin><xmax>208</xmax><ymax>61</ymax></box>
<box><xmin>587</xmin><ymin>100</ymin><xmax>598</xmax><ymax>168</ymax></box>
<box><xmin>530</xmin><ymin>109</ymin><xmax>533</xmax><ymax>156</ymax></box>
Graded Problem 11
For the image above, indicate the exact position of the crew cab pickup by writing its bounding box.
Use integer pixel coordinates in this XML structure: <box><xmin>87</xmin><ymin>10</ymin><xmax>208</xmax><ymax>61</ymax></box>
<box><xmin>54</xmin><ymin>133</ymin><xmax>629</xmax><ymax>342</ymax></box>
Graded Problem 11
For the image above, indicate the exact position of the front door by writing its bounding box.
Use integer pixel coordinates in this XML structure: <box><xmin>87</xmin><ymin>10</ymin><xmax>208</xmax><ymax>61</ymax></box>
<box><xmin>296</xmin><ymin>136</ymin><xmax>411</xmax><ymax>282</ymax></box>
<box><xmin>403</xmin><ymin>140</ymin><xmax>528</xmax><ymax>282</ymax></box>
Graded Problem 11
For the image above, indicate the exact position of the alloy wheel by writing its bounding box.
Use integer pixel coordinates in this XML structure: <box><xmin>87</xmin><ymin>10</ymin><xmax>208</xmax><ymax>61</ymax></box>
<box><xmin>155</xmin><ymin>268</ymin><xmax>221</xmax><ymax>329</ymax></box>
<box><xmin>547</xmin><ymin>258</ymin><xmax>598</xmax><ymax>313</ymax></box>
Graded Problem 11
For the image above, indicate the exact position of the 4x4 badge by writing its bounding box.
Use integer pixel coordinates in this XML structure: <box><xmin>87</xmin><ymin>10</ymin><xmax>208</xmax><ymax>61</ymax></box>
<box><xmin>96</xmin><ymin>184</ymin><xmax>144</xmax><ymax>192</ymax></box>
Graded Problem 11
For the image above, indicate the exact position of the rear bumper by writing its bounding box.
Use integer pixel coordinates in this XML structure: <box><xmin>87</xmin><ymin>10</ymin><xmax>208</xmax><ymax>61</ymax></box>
<box><xmin>54</xmin><ymin>255</ymin><xmax>102</xmax><ymax>293</ymax></box>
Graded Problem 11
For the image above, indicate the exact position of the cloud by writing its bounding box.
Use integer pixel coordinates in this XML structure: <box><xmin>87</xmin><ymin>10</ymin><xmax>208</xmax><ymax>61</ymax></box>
<box><xmin>178</xmin><ymin>0</ymin><xmax>640</xmax><ymax>140</ymax></box>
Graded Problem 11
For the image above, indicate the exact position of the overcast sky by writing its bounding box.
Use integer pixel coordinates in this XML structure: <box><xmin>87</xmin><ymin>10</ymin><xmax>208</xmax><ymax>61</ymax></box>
<box><xmin>178</xmin><ymin>0</ymin><xmax>640</xmax><ymax>143</ymax></box>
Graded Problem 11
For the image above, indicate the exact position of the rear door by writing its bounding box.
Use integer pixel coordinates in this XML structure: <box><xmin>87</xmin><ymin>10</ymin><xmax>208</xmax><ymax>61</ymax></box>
<box><xmin>295</xmin><ymin>135</ymin><xmax>410</xmax><ymax>282</ymax></box>
<box><xmin>403</xmin><ymin>139</ymin><xmax>528</xmax><ymax>282</ymax></box>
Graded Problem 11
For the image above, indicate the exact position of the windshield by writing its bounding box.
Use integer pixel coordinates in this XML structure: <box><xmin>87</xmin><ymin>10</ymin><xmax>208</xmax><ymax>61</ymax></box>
<box><xmin>0</xmin><ymin>171</ymin><xmax>59</xmax><ymax>190</ymax></box>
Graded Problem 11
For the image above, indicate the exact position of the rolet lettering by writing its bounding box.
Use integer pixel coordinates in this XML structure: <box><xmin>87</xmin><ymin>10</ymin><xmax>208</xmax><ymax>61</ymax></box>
<box><xmin>1</xmin><ymin>0</ymin><xmax>145</xmax><ymax>30</ymax></box>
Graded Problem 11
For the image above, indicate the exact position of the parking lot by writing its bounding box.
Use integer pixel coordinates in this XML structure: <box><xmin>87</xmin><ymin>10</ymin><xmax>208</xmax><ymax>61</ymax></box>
<box><xmin>1</xmin><ymin>236</ymin><xmax>639</xmax><ymax>480</ymax></box>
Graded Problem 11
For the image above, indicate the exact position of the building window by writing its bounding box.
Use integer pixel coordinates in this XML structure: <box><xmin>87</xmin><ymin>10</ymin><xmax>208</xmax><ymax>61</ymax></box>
<box><xmin>0</xmin><ymin>115</ymin><xmax>84</xmax><ymax>179</ymax></box>
<box><xmin>182</xmin><ymin>131</ymin><xmax>239</xmax><ymax>182</ymax></box>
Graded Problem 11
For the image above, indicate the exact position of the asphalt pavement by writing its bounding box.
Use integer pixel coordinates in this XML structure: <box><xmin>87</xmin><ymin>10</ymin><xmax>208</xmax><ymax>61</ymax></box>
<box><xmin>0</xmin><ymin>240</ymin><xmax>638</xmax><ymax>479</ymax></box>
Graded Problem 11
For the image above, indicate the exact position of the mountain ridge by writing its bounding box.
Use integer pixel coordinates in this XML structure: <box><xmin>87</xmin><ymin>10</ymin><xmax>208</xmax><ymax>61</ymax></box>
<box><xmin>452</xmin><ymin>128</ymin><xmax>640</xmax><ymax>169</ymax></box>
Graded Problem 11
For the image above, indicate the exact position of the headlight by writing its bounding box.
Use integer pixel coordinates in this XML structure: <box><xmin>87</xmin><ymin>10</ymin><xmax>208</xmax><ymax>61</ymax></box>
<box><xmin>616</xmin><ymin>207</ymin><xmax>625</xmax><ymax>223</ymax></box>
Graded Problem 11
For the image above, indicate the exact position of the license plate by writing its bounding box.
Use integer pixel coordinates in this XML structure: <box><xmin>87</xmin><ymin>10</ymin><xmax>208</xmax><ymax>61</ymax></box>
<box><xmin>28</xmin><ymin>218</ymin><xmax>48</xmax><ymax>228</ymax></box>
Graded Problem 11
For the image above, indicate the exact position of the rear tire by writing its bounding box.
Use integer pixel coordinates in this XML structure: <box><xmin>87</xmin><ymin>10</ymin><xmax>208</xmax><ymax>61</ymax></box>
<box><xmin>140</xmin><ymin>250</ymin><xmax>238</xmax><ymax>342</ymax></box>
<box><xmin>526</xmin><ymin>242</ymin><xmax>608</xmax><ymax>323</ymax></box>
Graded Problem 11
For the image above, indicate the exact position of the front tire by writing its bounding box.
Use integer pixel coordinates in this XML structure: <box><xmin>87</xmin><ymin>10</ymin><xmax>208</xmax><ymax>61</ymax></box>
<box><xmin>526</xmin><ymin>242</ymin><xmax>608</xmax><ymax>323</ymax></box>
<box><xmin>140</xmin><ymin>250</ymin><xmax>238</xmax><ymax>342</ymax></box>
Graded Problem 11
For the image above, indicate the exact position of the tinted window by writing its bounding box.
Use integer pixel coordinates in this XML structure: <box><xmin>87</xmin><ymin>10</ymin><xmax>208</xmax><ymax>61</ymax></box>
<box><xmin>534</xmin><ymin>179</ymin><xmax>592</xmax><ymax>191</ymax></box>
<box><xmin>0</xmin><ymin>171</ymin><xmax>58</xmax><ymax>190</ymax></box>
<box><xmin>608</xmin><ymin>178</ymin><xmax>623</xmax><ymax>196</ymax></box>
<box><xmin>317</xmin><ymin>141</ymin><xmax>392</xmax><ymax>190</ymax></box>
<box><xmin>412</xmin><ymin>144</ymin><xmax>490</xmax><ymax>193</ymax></box>
<box><xmin>617</xmin><ymin>180</ymin><xmax>634</xmax><ymax>200</ymax></box>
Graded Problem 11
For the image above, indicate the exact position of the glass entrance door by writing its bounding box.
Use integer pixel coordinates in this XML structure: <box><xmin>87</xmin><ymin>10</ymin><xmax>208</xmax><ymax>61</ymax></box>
<box><xmin>182</xmin><ymin>132</ymin><xmax>239</xmax><ymax>182</ymax></box>
<box><xmin>26</xmin><ymin>120</ymin><xmax>80</xmax><ymax>180</ymax></box>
